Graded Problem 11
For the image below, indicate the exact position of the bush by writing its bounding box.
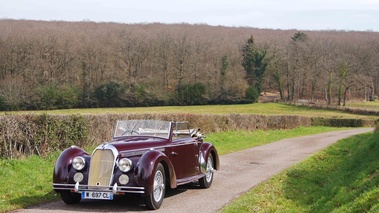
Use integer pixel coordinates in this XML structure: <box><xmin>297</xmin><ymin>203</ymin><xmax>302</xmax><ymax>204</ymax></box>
<box><xmin>34</xmin><ymin>85</ymin><xmax>59</xmax><ymax>110</ymax></box>
<box><xmin>33</xmin><ymin>84</ymin><xmax>80</xmax><ymax>110</ymax></box>
<box><xmin>0</xmin><ymin>114</ymin><xmax>89</xmax><ymax>159</ymax></box>
<box><xmin>175</xmin><ymin>83</ymin><xmax>207</xmax><ymax>105</ymax></box>
<box><xmin>94</xmin><ymin>82</ymin><xmax>169</xmax><ymax>107</ymax></box>
<box><xmin>0</xmin><ymin>94</ymin><xmax>8</xmax><ymax>111</ymax></box>
<box><xmin>56</xmin><ymin>85</ymin><xmax>80</xmax><ymax>109</ymax></box>
<box><xmin>311</xmin><ymin>117</ymin><xmax>365</xmax><ymax>127</ymax></box>
<box><xmin>94</xmin><ymin>81</ymin><xmax>124</xmax><ymax>107</ymax></box>
<box><xmin>122</xmin><ymin>84</ymin><xmax>165</xmax><ymax>107</ymax></box>
<box><xmin>245</xmin><ymin>86</ymin><xmax>259</xmax><ymax>103</ymax></box>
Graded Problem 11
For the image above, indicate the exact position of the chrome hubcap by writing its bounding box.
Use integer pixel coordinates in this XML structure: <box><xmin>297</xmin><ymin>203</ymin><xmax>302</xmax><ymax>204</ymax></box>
<box><xmin>153</xmin><ymin>170</ymin><xmax>164</xmax><ymax>202</ymax></box>
<box><xmin>206</xmin><ymin>157</ymin><xmax>214</xmax><ymax>182</ymax></box>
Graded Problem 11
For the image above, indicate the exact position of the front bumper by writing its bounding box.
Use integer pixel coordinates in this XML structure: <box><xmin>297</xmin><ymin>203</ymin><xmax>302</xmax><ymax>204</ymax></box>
<box><xmin>53</xmin><ymin>183</ymin><xmax>145</xmax><ymax>194</ymax></box>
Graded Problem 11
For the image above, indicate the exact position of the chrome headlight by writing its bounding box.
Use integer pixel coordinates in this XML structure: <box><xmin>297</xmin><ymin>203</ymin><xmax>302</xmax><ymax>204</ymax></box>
<box><xmin>72</xmin><ymin>156</ymin><xmax>86</xmax><ymax>171</ymax></box>
<box><xmin>118</xmin><ymin>158</ymin><xmax>133</xmax><ymax>172</ymax></box>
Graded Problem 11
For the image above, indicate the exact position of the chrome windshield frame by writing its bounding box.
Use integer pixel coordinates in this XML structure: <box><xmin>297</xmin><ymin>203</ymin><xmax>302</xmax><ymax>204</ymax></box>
<box><xmin>113</xmin><ymin>120</ymin><xmax>172</xmax><ymax>139</ymax></box>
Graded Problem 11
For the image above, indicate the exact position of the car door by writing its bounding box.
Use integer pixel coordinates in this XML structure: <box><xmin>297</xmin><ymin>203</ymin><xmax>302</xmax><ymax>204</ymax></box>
<box><xmin>167</xmin><ymin>138</ymin><xmax>200</xmax><ymax>180</ymax></box>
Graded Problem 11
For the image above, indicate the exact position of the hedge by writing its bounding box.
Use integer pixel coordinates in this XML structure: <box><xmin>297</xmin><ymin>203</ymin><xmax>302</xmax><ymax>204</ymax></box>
<box><xmin>0</xmin><ymin>113</ymin><xmax>375</xmax><ymax>159</ymax></box>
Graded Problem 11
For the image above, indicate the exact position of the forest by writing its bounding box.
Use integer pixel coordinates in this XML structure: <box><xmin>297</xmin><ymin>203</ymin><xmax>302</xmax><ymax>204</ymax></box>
<box><xmin>0</xmin><ymin>19</ymin><xmax>378</xmax><ymax>110</ymax></box>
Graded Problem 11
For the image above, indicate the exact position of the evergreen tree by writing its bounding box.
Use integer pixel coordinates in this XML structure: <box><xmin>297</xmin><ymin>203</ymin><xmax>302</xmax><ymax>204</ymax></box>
<box><xmin>241</xmin><ymin>35</ymin><xmax>269</xmax><ymax>95</ymax></box>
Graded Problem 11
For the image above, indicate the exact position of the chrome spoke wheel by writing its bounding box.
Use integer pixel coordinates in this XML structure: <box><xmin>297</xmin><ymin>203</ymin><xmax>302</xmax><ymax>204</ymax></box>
<box><xmin>205</xmin><ymin>156</ymin><xmax>214</xmax><ymax>182</ymax></box>
<box><xmin>153</xmin><ymin>170</ymin><xmax>165</xmax><ymax>202</ymax></box>
<box><xmin>145</xmin><ymin>163</ymin><xmax>166</xmax><ymax>210</ymax></box>
<box><xmin>199</xmin><ymin>154</ymin><xmax>215</xmax><ymax>188</ymax></box>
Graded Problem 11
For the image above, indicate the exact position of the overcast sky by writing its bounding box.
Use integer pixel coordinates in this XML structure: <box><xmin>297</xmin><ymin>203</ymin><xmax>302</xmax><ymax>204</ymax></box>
<box><xmin>1</xmin><ymin>0</ymin><xmax>379</xmax><ymax>31</ymax></box>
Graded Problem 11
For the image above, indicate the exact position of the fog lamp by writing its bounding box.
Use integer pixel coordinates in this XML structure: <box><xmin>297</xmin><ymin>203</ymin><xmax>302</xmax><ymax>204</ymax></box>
<box><xmin>119</xmin><ymin>174</ymin><xmax>129</xmax><ymax>185</ymax></box>
<box><xmin>74</xmin><ymin>172</ymin><xmax>84</xmax><ymax>183</ymax></box>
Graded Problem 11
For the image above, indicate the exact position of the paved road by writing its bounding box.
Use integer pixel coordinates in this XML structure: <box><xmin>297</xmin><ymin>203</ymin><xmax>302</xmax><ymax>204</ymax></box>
<box><xmin>14</xmin><ymin>128</ymin><xmax>373</xmax><ymax>213</ymax></box>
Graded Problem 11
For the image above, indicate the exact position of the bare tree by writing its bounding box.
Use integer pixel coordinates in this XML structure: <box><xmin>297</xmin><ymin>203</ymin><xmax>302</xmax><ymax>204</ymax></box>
<box><xmin>117</xmin><ymin>32</ymin><xmax>150</xmax><ymax>87</ymax></box>
<box><xmin>287</xmin><ymin>31</ymin><xmax>309</xmax><ymax>101</ymax></box>
<box><xmin>172</xmin><ymin>34</ymin><xmax>192</xmax><ymax>88</ymax></box>
<box><xmin>155</xmin><ymin>33</ymin><xmax>173</xmax><ymax>89</ymax></box>
<box><xmin>269</xmin><ymin>47</ymin><xmax>287</xmax><ymax>100</ymax></box>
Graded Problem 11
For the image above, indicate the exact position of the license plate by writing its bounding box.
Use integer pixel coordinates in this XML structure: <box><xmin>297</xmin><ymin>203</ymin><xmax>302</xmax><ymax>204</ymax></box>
<box><xmin>81</xmin><ymin>191</ymin><xmax>113</xmax><ymax>200</ymax></box>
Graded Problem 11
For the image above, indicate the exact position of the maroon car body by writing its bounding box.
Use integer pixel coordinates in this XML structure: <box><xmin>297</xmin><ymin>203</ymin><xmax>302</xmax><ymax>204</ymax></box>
<box><xmin>53</xmin><ymin>120</ymin><xmax>219</xmax><ymax>210</ymax></box>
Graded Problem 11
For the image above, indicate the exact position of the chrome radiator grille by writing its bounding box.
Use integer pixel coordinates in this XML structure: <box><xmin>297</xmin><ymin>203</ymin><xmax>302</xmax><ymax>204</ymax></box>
<box><xmin>88</xmin><ymin>149</ymin><xmax>115</xmax><ymax>187</ymax></box>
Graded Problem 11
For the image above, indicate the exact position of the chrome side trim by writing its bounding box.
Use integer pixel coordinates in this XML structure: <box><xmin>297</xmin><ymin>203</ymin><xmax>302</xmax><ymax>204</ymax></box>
<box><xmin>120</xmin><ymin>148</ymin><xmax>165</xmax><ymax>157</ymax></box>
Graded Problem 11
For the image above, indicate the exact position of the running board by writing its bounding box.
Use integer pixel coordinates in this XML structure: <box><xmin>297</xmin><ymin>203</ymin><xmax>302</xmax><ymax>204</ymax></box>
<box><xmin>176</xmin><ymin>174</ymin><xmax>205</xmax><ymax>186</ymax></box>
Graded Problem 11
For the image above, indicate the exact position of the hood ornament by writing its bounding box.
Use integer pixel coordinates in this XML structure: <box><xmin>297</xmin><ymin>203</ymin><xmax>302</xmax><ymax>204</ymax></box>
<box><xmin>101</xmin><ymin>142</ymin><xmax>108</xmax><ymax>150</ymax></box>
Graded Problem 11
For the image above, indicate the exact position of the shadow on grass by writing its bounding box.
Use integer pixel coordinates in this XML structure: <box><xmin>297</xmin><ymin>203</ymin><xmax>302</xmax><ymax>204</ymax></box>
<box><xmin>6</xmin><ymin>191</ymin><xmax>59</xmax><ymax>212</ymax></box>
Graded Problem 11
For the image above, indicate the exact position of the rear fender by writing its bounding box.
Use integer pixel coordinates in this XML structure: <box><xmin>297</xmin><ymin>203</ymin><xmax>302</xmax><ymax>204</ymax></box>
<box><xmin>135</xmin><ymin>150</ymin><xmax>176</xmax><ymax>195</ymax></box>
<box><xmin>53</xmin><ymin>146</ymin><xmax>89</xmax><ymax>184</ymax></box>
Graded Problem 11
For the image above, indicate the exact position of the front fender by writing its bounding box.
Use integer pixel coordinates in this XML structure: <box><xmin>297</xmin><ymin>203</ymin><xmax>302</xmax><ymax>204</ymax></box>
<box><xmin>135</xmin><ymin>150</ymin><xmax>176</xmax><ymax>195</ymax></box>
<box><xmin>199</xmin><ymin>142</ymin><xmax>220</xmax><ymax>172</ymax></box>
<box><xmin>53</xmin><ymin>146</ymin><xmax>89</xmax><ymax>184</ymax></box>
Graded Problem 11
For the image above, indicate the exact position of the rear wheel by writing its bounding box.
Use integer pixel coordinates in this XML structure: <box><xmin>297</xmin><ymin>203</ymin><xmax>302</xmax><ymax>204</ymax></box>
<box><xmin>145</xmin><ymin>163</ymin><xmax>166</xmax><ymax>210</ymax></box>
<box><xmin>60</xmin><ymin>191</ymin><xmax>81</xmax><ymax>204</ymax></box>
<box><xmin>199</xmin><ymin>154</ymin><xmax>214</xmax><ymax>188</ymax></box>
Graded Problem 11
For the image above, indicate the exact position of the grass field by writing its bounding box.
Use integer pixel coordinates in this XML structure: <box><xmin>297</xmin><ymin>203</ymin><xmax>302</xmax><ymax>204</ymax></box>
<box><xmin>345</xmin><ymin>100</ymin><xmax>379</xmax><ymax>110</ymax></box>
<box><xmin>3</xmin><ymin>103</ymin><xmax>378</xmax><ymax>120</ymax></box>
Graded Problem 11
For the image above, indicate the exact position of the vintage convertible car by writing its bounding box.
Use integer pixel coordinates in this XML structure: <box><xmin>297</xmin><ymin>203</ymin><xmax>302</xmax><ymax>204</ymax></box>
<box><xmin>53</xmin><ymin>120</ymin><xmax>219</xmax><ymax>210</ymax></box>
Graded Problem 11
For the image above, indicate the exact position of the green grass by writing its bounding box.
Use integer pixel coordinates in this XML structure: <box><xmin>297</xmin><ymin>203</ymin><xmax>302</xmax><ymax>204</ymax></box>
<box><xmin>345</xmin><ymin>101</ymin><xmax>379</xmax><ymax>110</ymax></box>
<box><xmin>3</xmin><ymin>103</ymin><xmax>378</xmax><ymax>120</ymax></box>
<box><xmin>0</xmin><ymin>126</ymin><xmax>341</xmax><ymax>212</ymax></box>
<box><xmin>221</xmin><ymin>131</ymin><xmax>379</xmax><ymax>213</ymax></box>
<box><xmin>206</xmin><ymin>126</ymin><xmax>345</xmax><ymax>155</ymax></box>
<box><xmin>0</xmin><ymin>154</ymin><xmax>60</xmax><ymax>212</ymax></box>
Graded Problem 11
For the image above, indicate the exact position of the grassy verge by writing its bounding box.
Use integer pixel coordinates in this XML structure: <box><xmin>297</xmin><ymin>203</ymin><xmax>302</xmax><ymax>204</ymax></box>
<box><xmin>0</xmin><ymin>154</ymin><xmax>60</xmax><ymax>212</ymax></box>
<box><xmin>221</xmin><ymin>131</ymin><xmax>379</xmax><ymax>213</ymax></box>
<box><xmin>0</xmin><ymin>145</ymin><xmax>100</xmax><ymax>212</ymax></box>
<box><xmin>0</xmin><ymin>126</ymin><xmax>341</xmax><ymax>212</ymax></box>
<box><xmin>206</xmin><ymin>126</ymin><xmax>346</xmax><ymax>155</ymax></box>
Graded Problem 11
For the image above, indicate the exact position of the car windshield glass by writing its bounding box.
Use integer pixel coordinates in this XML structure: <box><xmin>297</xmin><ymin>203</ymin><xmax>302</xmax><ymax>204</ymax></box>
<box><xmin>113</xmin><ymin>120</ymin><xmax>171</xmax><ymax>139</ymax></box>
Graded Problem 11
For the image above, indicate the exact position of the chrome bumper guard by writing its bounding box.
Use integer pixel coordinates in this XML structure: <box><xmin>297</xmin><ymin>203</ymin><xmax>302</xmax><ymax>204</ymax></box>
<box><xmin>53</xmin><ymin>183</ymin><xmax>145</xmax><ymax>194</ymax></box>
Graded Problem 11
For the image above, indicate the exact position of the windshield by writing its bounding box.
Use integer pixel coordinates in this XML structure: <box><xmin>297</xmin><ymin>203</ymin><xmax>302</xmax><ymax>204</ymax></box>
<box><xmin>113</xmin><ymin>120</ymin><xmax>172</xmax><ymax>139</ymax></box>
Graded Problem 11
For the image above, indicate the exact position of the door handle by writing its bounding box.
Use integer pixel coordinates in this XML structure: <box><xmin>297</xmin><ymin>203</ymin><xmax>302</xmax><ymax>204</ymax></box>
<box><xmin>171</xmin><ymin>151</ymin><xmax>178</xmax><ymax>156</ymax></box>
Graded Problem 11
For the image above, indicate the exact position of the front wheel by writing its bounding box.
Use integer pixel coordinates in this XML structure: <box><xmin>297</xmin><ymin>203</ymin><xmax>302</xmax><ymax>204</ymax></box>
<box><xmin>199</xmin><ymin>154</ymin><xmax>214</xmax><ymax>188</ymax></box>
<box><xmin>60</xmin><ymin>191</ymin><xmax>81</xmax><ymax>204</ymax></box>
<box><xmin>145</xmin><ymin>163</ymin><xmax>166</xmax><ymax>210</ymax></box>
